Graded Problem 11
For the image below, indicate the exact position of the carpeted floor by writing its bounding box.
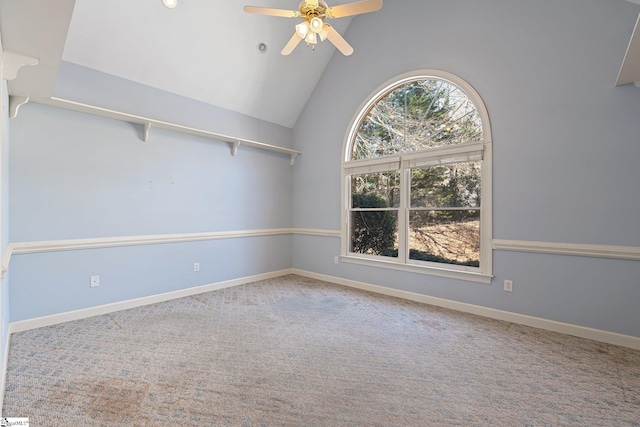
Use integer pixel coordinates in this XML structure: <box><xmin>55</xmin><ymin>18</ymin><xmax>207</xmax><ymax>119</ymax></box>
<box><xmin>3</xmin><ymin>274</ymin><xmax>640</xmax><ymax>425</ymax></box>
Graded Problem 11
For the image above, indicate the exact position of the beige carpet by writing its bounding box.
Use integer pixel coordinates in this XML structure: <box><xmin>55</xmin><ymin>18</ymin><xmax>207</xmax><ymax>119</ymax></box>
<box><xmin>3</xmin><ymin>274</ymin><xmax>640</xmax><ymax>425</ymax></box>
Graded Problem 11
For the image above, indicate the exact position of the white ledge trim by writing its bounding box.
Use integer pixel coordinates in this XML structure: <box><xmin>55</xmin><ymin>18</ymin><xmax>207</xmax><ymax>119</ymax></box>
<box><xmin>291</xmin><ymin>228</ymin><xmax>340</xmax><ymax>237</ymax></box>
<box><xmin>0</xmin><ymin>228</ymin><xmax>337</xmax><ymax>278</ymax></box>
<box><xmin>6</xmin><ymin>232</ymin><xmax>636</xmax><ymax>280</ymax></box>
<box><xmin>341</xmin><ymin>255</ymin><xmax>493</xmax><ymax>284</ymax></box>
<box><xmin>9</xmin><ymin>228</ymin><xmax>339</xmax><ymax>256</ymax></box>
<box><xmin>11</xmin><ymin>229</ymin><xmax>293</xmax><ymax>255</ymax></box>
<box><xmin>0</xmin><ymin>227</ymin><xmax>339</xmax><ymax>297</ymax></box>
<box><xmin>32</xmin><ymin>97</ymin><xmax>302</xmax><ymax>165</ymax></box>
<box><xmin>493</xmin><ymin>239</ymin><xmax>640</xmax><ymax>261</ymax></box>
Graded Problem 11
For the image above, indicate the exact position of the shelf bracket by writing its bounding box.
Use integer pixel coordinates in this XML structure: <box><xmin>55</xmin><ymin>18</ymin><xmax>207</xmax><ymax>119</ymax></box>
<box><xmin>231</xmin><ymin>140</ymin><xmax>241</xmax><ymax>156</ymax></box>
<box><xmin>9</xmin><ymin>96</ymin><xmax>29</xmax><ymax>119</ymax></box>
<box><xmin>616</xmin><ymin>13</ymin><xmax>640</xmax><ymax>87</ymax></box>
<box><xmin>2</xmin><ymin>50</ymin><xmax>39</xmax><ymax>81</ymax></box>
<box><xmin>33</xmin><ymin>97</ymin><xmax>302</xmax><ymax>166</ymax></box>
<box><xmin>143</xmin><ymin>122</ymin><xmax>152</xmax><ymax>142</ymax></box>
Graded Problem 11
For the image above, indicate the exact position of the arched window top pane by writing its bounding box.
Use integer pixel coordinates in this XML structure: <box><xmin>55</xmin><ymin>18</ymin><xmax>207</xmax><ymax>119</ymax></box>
<box><xmin>351</xmin><ymin>78</ymin><xmax>484</xmax><ymax>161</ymax></box>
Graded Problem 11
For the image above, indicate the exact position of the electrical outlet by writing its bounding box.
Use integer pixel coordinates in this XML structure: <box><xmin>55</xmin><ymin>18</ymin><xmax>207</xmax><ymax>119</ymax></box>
<box><xmin>194</xmin><ymin>262</ymin><xmax>200</xmax><ymax>272</ymax></box>
<box><xmin>90</xmin><ymin>275</ymin><xmax>100</xmax><ymax>288</ymax></box>
<box><xmin>334</xmin><ymin>256</ymin><xmax>339</xmax><ymax>264</ymax></box>
<box><xmin>504</xmin><ymin>279</ymin><xmax>513</xmax><ymax>292</ymax></box>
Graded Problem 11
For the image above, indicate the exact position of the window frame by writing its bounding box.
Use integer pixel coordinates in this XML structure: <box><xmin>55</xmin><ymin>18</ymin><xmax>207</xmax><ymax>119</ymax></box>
<box><xmin>341</xmin><ymin>70</ymin><xmax>493</xmax><ymax>284</ymax></box>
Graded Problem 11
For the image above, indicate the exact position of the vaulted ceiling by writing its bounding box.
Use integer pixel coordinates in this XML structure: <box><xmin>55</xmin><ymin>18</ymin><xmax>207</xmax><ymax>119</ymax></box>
<box><xmin>1</xmin><ymin>0</ymin><xmax>353</xmax><ymax>128</ymax></box>
<box><xmin>2</xmin><ymin>0</ymin><xmax>639</xmax><ymax>128</ymax></box>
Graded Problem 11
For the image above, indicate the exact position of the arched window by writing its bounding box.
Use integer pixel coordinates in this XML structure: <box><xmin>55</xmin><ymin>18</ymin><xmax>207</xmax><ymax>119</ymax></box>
<box><xmin>341</xmin><ymin>70</ymin><xmax>492</xmax><ymax>283</ymax></box>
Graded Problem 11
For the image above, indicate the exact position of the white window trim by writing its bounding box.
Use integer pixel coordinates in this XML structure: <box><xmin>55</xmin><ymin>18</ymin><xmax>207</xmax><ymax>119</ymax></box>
<box><xmin>340</xmin><ymin>70</ymin><xmax>493</xmax><ymax>283</ymax></box>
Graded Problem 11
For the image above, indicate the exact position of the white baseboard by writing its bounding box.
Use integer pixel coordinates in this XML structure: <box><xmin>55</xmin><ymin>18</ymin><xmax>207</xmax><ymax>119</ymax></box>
<box><xmin>8</xmin><ymin>266</ymin><xmax>640</xmax><ymax>351</ymax></box>
<box><xmin>292</xmin><ymin>269</ymin><xmax>640</xmax><ymax>351</ymax></box>
<box><xmin>9</xmin><ymin>269</ymin><xmax>294</xmax><ymax>334</ymax></box>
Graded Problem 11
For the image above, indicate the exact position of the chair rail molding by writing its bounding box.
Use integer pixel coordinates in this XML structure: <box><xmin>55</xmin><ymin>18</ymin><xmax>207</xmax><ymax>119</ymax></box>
<box><xmin>492</xmin><ymin>239</ymin><xmax>640</xmax><ymax>261</ymax></box>
<box><xmin>3</xmin><ymin>233</ymin><xmax>637</xmax><ymax>281</ymax></box>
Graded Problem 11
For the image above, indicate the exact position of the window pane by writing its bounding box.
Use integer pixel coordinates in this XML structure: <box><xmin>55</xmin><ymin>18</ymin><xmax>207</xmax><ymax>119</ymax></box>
<box><xmin>352</xmin><ymin>102</ymin><xmax>406</xmax><ymax>161</ymax></box>
<box><xmin>352</xmin><ymin>79</ymin><xmax>484</xmax><ymax>160</ymax></box>
<box><xmin>351</xmin><ymin>171</ymin><xmax>400</xmax><ymax>208</ymax></box>
<box><xmin>407</xmin><ymin>80</ymin><xmax>483</xmax><ymax>148</ymax></box>
<box><xmin>410</xmin><ymin>161</ymin><xmax>481</xmax><ymax>208</ymax></box>
<box><xmin>409</xmin><ymin>210</ymin><xmax>479</xmax><ymax>267</ymax></box>
<box><xmin>350</xmin><ymin>210</ymin><xmax>398</xmax><ymax>257</ymax></box>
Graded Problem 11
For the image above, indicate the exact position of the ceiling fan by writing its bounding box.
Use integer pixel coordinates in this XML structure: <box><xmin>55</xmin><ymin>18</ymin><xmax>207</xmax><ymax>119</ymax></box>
<box><xmin>243</xmin><ymin>0</ymin><xmax>383</xmax><ymax>56</ymax></box>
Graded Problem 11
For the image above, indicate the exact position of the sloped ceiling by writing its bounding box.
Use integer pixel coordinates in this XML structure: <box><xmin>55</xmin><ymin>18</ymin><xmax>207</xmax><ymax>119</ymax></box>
<box><xmin>1</xmin><ymin>0</ymin><xmax>352</xmax><ymax>128</ymax></box>
<box><xmin>2</xmin><ymin>0</ymin><xmax>639</xmax><ymax>128</ymax></box>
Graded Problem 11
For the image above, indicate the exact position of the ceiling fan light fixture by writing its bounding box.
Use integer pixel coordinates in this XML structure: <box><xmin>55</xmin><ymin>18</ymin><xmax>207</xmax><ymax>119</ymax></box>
<box><xmin>318</xmin><ymin>24</ymin><xmax>329</xmax><ymax>41</ymax></box>
<box><xmin>305</xmin><ymin>32</ymin><xmax>317</xmax><ymax>44</ymax></box>
<box><xmin>244</xmin><ymin>0</ymin><xmax>383</xmax><ymax>55</ymax></box>
<box><xmin>309</xmin><ymin>17</ymin><xmax>324</xmax><ymax>33</ymax></box>
<box><xmin>162</xmin><ymin>0</ymin><xmax>177</xmax><ymax>8</ymax></box>
<box><xmin>295</xmin><ymin>21</ymin><xmax>310</xmax><ymax>38</ymax></box>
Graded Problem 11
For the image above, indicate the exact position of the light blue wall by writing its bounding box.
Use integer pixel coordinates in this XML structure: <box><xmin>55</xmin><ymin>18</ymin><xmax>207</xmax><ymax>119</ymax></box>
<box><xmin>10</xmin><ymin>104</ymin><xmax>291</xmax><ymax>241</ymax></box>
<box><xmin>2</xmin><ymin>82</ymin><xmax>8</xmax><ymax>251</ymax></box>
<box><xmin>1</xmin><ymin>80</ymin><xmax>10</xmax><ymax>356</ymax></box>
<box><xmin>10</xmin><ymin>236</ymin><xmax>290</xmax><ymax>321</ymax></box>
<box><xmin>9</xmin><ymin>71</ymin><xmax>294</xmax><ymax>320</ymax></box>
<box><xmin>6</xmin><ymin>0</ymin><xmax>640</xmax><ymax>338</ymax></box>
<box><xmin>54</xmin><ymin>61</ymin><xmax>292</xmax><ymax>148</ymax></box>
<box><xmin>291</xmin><ymin>0</ymin><xmax>640</xmax><ymax>337</ymax></box>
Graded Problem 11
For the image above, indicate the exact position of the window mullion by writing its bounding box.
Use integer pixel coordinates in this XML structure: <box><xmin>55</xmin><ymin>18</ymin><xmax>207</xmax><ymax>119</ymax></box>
<box><xmin>343</xmin><ymin>174</ymin><xmax>351</xmax><ymax>256</ymax></box>
<box><xmin>397</xmin><ymin>165</ymin><xmax>409</xmax><ymax>263</ymax></box>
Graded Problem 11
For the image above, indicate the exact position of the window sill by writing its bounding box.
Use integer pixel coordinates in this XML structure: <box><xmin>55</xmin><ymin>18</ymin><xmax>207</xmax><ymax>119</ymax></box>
<box><xmin>341</xmin><ymin>255</ymin><xmax>493</xmax><ymax>284</ymax></box>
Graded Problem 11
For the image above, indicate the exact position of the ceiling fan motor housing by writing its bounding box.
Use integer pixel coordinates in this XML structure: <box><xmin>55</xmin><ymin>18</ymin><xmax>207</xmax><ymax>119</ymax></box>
<box><xmin>299</xmin><ymin>1</ymin><xmax>328</xmax><ymax>20</ymax></box>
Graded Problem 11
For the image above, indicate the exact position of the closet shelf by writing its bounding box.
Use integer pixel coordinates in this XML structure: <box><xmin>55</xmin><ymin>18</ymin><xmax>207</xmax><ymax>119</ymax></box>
<box><xmin>33</xmin><ymin>97</ymin><xmax>301</xmax><ymax>165</ymax></box>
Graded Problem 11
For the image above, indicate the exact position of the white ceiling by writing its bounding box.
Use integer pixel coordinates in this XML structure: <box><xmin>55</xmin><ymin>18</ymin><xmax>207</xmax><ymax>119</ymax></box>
<box><xmin>3</xmin><ymin>0</ymin><xmax>640</xmax><ymax>127</ymax></box>
<box><xmin>2</xmin><ymin>0</ymin><xmax>353</xmax><ymax>128</ymax></box>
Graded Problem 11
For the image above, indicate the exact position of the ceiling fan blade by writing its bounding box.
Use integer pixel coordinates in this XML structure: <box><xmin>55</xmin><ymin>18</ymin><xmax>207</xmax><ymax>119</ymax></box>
<box><xmin>281</xmin><ymin>33</ymin><xmax>303</xmax><ymax>55</ymax></box>
<box><xmin>243</xmin><ymin>5</ymin><xmax>300</xmax><ymax>18</ymax></box>
<box><xmin>326</xmin><ymin>0</ymin><xmax>382</xmax><ymax>18</ymax></box>
<box><xmin>325</xmin><ymin>25</ymin><xmax>354</xmax><ymax>56</ymax></box>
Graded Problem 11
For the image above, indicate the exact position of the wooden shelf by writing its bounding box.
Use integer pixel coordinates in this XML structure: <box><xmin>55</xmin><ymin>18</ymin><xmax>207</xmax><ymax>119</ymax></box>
<box><xmin>31</xmin><ymin>97</ymin><xmax>301</xmax><ymax>165</ymax></box>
